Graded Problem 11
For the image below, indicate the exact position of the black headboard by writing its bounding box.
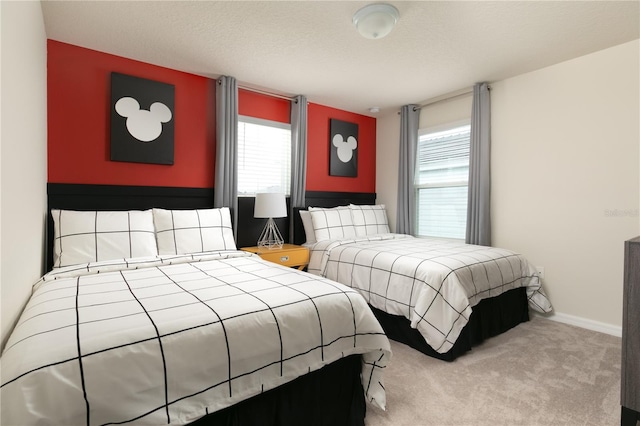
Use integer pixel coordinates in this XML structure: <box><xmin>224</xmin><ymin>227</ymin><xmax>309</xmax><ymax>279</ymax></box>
<box><xmin>46</xmin><ymin>184</ymin><xmax>375</xmax><ymax>269</ymax></box>
<box><xmin>46</xmin><ymin>183</ymin><xmax>215</xmax><ymax>271</ymax></box>
<box><xmin>292</xmin><ymin>191</ymin><xmax>377</xmax><ymax>245</ymax></box>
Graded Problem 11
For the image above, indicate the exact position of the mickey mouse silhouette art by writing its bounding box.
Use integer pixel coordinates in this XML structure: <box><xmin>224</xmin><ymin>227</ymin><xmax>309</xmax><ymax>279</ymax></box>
<box><xmin>115</xmin><ymin>97</ymin><xmax>173</xmax><ymax>142</ymax></box>
<box><xmin>332</xmin><ymin>133</ymin><xmax>358</xmax><ymax>163</ymax></box>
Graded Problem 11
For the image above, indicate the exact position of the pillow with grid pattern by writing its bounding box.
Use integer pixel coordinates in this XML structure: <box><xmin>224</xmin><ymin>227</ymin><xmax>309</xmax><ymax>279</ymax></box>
<box><xmin>308</xmin><ymin>206</ymin><xmax>357</xmax><ymax>242</ymax></box>
<box><xmin>349</xmin><ymin>204</ymin><xmax>390</xmax><ymax>236</ymax></box>
<box><xmin>299</xmin><ymin>210</ymin><xmax>316</xmax><ymax>244</ymax></box>
<box><xmin>153</xmin><ymin>207</ymin><xmax>236</xmax><ymax>255</ymax></box>
<box><xmin>51</xmin><ymin>209</ymin><xmax>158</xmax><ymax>268</ymax></box>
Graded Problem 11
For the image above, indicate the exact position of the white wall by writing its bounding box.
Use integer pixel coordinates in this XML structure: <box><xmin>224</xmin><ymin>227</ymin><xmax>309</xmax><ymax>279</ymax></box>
<box><xmin>375</xmin><ymin>112</ymin><xmax>401</xmax><ymax>230</ymax></box>
<box><xmin>491</xmin><ymin>39</ymin><xmax>639</xmax><ymax>331</ymax></box>
<box><xmin>377</xmin><ymin>40</ymin><xmax>640</xmax><ymax>332</ymax></box>
<box><xmin>419</xmin><ymin>95</ymin><xmax>472</xmax><ymax>130</ymax></box>
<box><xmin>1</xmin><ymin>1</ymin><xmax>48</xmax><ymax>349</ymax></box>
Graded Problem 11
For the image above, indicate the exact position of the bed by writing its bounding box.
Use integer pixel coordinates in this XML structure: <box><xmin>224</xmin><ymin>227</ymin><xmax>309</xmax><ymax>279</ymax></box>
<box><xmin>0</xmin><ymin>184</ymin><xmax>391</xmax><ymax>426</ymax></box>
<box><xmin>295</xmin><ymin>202</ymin><xmax>552</xmax><ymax>361</ymax></box>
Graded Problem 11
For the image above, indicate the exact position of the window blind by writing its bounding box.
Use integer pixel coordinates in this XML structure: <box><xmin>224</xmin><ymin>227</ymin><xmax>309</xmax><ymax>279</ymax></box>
<box><xmin>415</xmin><ymin>124</ymin><xmax>470</xmax><ymax>239</ymax></box>
<box><xmin>237</xmin><ymin>116</ymin><xmax>291</xmax><ymax>196</ymax></box>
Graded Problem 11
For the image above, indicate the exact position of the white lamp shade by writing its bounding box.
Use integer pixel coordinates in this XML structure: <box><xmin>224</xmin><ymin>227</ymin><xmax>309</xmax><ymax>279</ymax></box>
<box><xmin>353</xmin><ymin>3</ymin><xmax>399</xmax><ymax>40</ymax></box>
<box><xmin>254</xmin><ymin>192</ymin><xmax>287</xmax><ymax>218</ymax></box>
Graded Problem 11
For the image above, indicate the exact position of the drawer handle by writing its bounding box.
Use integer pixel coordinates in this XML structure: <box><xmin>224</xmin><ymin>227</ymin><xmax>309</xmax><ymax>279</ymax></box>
<box><xmin>280</xmin><ymin>256</ymin><xmax>289</xmax><ymax>262</ymax></box>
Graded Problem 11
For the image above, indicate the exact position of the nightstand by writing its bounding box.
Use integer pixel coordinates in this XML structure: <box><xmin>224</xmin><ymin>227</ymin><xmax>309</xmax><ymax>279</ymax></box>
<box><xmin>241</xmin><ymin>244</ymin><xmax>310</xmax><ymax>270</ymax></box>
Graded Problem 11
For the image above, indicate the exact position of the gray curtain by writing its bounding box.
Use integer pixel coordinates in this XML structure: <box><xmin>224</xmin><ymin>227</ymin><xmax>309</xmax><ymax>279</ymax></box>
<box><xmin>289</xmin><ymin>95</ymin><xmax>308</xmax><ymax>243</ymax></box>
<box><xmin>214</xmin><ymin>75</ymin><xmax>239</xmax><ymax>239</ymax></box>
<box><xmin>465</xmin><ymin>82</ymin><xmax>491</xmax><ymax>246</ymax></box>
<box><xmin>396</xmin><ymin>104</ymin><xmax>420</xmax><ymax>235</ymax></box>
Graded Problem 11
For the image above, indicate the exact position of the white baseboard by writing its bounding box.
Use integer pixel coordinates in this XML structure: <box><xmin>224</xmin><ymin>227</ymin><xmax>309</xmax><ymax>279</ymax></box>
<box><xmin>532</xmin><ymin>311</ymin><xmax>622</xmax><ymax>338</ymax></box>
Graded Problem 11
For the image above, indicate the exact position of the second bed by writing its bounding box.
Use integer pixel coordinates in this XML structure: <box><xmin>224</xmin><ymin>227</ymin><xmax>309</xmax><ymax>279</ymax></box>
<box><xmin>299</xmin><ymin>204</ymin><xmax>553</xmax><ymax>361</ymax></box>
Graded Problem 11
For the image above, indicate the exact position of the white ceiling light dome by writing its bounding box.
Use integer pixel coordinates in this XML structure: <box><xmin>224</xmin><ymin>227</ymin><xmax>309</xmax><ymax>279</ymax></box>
<box><xmin>353</xmin><ymin>3</ymin><xmax>400</xmax><ymax>40</ymax></box>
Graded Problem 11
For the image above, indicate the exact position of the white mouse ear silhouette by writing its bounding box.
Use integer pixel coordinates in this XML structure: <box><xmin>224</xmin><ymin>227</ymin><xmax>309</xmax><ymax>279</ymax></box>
<box><xmin>115</xmin><ymin>97</ymin><xmax>140</xmax><ymax>118</ymax></box>
<box><xmin>150</xmin><ymin>102</ymin><xmax>172</xmax><ymax>123</ymax></box>
<box><xmin>346</xmin><ymin>136</ymin><xmax>358</xmax><ymax>149</ymax></box>
<box><xmin>333</xmin><ymin>134</ymin><xmax>345</xmax><ymax>148</ymax></box>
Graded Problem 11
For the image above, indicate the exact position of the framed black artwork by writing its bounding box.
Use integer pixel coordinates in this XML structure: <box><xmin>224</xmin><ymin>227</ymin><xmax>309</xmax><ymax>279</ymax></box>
<box><xmin>329</xmin><ymin>119</ymin><xmax>358</xmax><ymax>177</ymax></box>
<box><xmin>110</xmin><ymin>72</ymin><xmax>175</xmax><ymax>165</ymax></box>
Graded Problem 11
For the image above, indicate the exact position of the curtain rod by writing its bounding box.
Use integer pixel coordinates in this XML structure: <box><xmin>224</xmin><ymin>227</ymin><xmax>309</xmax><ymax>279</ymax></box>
<box><xmin>238</xmin><ymin>84</ymin><xmax>294</xmax><ymax>101</ymax></box>
<box><xmin>397</xmin><ymin>85</ymin><xmax>490</xmax><ymax>115</ymax></box>
<box><xmin>413</xmin><ymin>87</ymin><xmax>474</xmax><ymax>111</ymax></box>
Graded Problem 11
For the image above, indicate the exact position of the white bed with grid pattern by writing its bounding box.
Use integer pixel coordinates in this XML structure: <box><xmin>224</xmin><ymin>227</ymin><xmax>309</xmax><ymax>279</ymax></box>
<box><xmin>1</xmin><ymin>207</ymin><xmax>391</xmax><ymax>425</ymax></box>
<box><xmin>299</xmin><ymin>204</ymin><xmax>552</xmax><ymax>356</ymax></box>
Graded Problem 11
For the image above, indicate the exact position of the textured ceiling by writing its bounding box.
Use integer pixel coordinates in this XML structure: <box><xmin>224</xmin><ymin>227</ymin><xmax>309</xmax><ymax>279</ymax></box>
<box><xmin>41</xmin><ymin>0</ymin><xmax>640</xmax><ymax>116</ymax></box>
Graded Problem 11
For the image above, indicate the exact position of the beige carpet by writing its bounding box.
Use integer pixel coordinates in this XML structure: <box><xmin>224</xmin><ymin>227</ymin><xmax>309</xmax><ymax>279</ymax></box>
<box><xmin>365</xmin><ymin>316</ymin><xmax>622</xmax><ymax>426</ymax></box>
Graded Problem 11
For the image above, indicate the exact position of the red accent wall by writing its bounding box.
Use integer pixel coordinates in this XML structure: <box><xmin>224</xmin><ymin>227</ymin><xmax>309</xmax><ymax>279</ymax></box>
<box><xmin>48</xmin><ymin>40</ymin><xmax>215</xmax><ymax>188</ymax></box>
<box><xmin>239</xmin><ymin>90</ymin><xmax>290</xmax><ymax>123</ymax></box>
<box><xmin>47</xmin><ymin>40</ymin><xmax>376</xmax><ymax>193</ymax></box>
<box><xmin>306</xmin><ymin>103</ymin><xmax>376</xmax><ymax>193</ymax></box>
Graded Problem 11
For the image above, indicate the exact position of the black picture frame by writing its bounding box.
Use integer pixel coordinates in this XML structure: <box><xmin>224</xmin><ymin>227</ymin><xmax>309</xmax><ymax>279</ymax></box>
<box><xmin>110</xmin><ymin>72</ymin><xmax>175</xmax><ymax>165</ymax></box>
<box><xmin>329</xmin><ymin>119</ymin><xmax>358</xmax><ymax>177</ymax></box>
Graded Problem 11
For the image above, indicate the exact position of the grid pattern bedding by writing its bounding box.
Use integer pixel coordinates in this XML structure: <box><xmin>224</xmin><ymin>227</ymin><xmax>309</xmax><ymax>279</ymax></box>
<box><xmin>1</xmin><ymin>251</ymin><xmax>390</xmax><ymax>425</ymax></box>
<box><xmin>51</xmin><ymin>209</ymin><xmax>158</xmax><ymax>268</ymax></box>
<box><xmin>306</xmin><ymin>234</ymin><xmax>552</xmax><ymax>354</ymax></box>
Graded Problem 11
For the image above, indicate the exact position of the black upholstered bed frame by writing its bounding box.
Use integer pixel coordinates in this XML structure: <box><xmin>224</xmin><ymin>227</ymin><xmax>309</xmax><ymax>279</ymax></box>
<box><xmin>293</xmin><ymin>193</ymin><xmax>530</xmax><ymax>362</ymax></box>
<box><xmin>46</xmin><ymin>183</ymin><xmax>366</xmax><ymax>426</ymax></box>
<box><xmin>46</xmin><ymin>183</ymin><xmax>216</xmax><ymax>272</ymax></box>
<box><xmin>46</xmin><ymin>183</ymin><xmax>294</xmax><ymax>270</ymax></box>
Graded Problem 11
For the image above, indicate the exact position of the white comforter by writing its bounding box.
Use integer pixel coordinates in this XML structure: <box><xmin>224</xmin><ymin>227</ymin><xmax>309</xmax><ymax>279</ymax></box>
<box><xmin>1</xmin><ymin>251</ymin><xmax>391</xmax><ymax>425</ymax></box>
<box><xmin>306</xmin><ymin>234</ymin><xmax>552</xmax><ymax>354</ymax></box>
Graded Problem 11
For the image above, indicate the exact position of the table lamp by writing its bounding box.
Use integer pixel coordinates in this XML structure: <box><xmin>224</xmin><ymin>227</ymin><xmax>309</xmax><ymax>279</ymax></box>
<box><xmin>254</xmin><ymin>192</ymin><xmax>287</xmax><ymax>249</ymax></box>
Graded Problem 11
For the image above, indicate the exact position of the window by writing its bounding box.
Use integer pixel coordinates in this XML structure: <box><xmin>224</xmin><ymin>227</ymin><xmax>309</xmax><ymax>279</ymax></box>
<box><xmin>237</xmin><ymin>116</ymin><xmax>291</xmax><ymax>196</ymax></box>
<box><xmin>415</xmin><ymin>121</ymin><xmax>470</xmax><ymax>239</ymax></box>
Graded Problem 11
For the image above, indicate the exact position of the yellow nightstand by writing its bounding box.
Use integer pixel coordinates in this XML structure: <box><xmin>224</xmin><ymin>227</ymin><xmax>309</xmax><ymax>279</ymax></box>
<box><xmin>241</xmin><ymin>244</ymin><xmax>310</xmax><ymax>270</ymax></box>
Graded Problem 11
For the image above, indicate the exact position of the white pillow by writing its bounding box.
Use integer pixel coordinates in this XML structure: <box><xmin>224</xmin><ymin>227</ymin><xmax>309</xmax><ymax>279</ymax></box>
<box><xmin>153</xmin><ymin>207</ymin><xmax>236</xmax><ymax>255</ymax></box>
<box><xmin>298</xmin><ymin>210</ymin><xmax>317</xmax><ymax>244</ymax></box>
<box><xmin>308</xmin><ymin>206</ymin><xmax>356</xmax><ymax>242</ymax></box>
<box><xmin>52</xmin><ymin>209</ymin><xmax>158</xmax><ymax>268</ymax></box>
<box><xmin>349</xmin><ymin>204</ymin><xmax>390</xmax><ymax>236</ymax></box>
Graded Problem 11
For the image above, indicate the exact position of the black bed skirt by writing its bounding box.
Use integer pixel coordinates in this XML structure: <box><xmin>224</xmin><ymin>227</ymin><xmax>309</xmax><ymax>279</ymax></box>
<box><xmin>370</xmin><ymin>287</ymin><xmax>530</xmax><ymax>362</ymax></box>
<box><xmin>189</xmin><ymin>354</ymin><xmax>366</xmax><ymax>426</ymax></box>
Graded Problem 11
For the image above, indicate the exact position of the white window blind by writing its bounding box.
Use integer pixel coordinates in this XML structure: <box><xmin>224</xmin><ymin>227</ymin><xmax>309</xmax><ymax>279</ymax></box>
<box><xmin>415</xmin><ymin>123</ymin><xmax>470</xmax><ymax>239</ymax></box>
<box><xmin>237</xmin><ymin>116</ymin><xmax>291</xmax><ymax>196</ymax></box>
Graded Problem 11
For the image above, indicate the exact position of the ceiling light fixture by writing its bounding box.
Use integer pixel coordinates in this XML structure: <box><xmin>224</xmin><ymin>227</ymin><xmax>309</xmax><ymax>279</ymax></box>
<box><xmin>353</xmin><ymin>3</ymin><xmax>399</xmax><ymax>40</ymax></box>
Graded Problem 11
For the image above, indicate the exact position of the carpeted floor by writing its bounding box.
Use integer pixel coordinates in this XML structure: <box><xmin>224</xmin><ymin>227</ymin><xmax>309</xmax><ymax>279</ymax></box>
<box><xmin>365</xmin><ymin>316</ymin><xmax>622</xmax><ymax>426</ymax></box>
